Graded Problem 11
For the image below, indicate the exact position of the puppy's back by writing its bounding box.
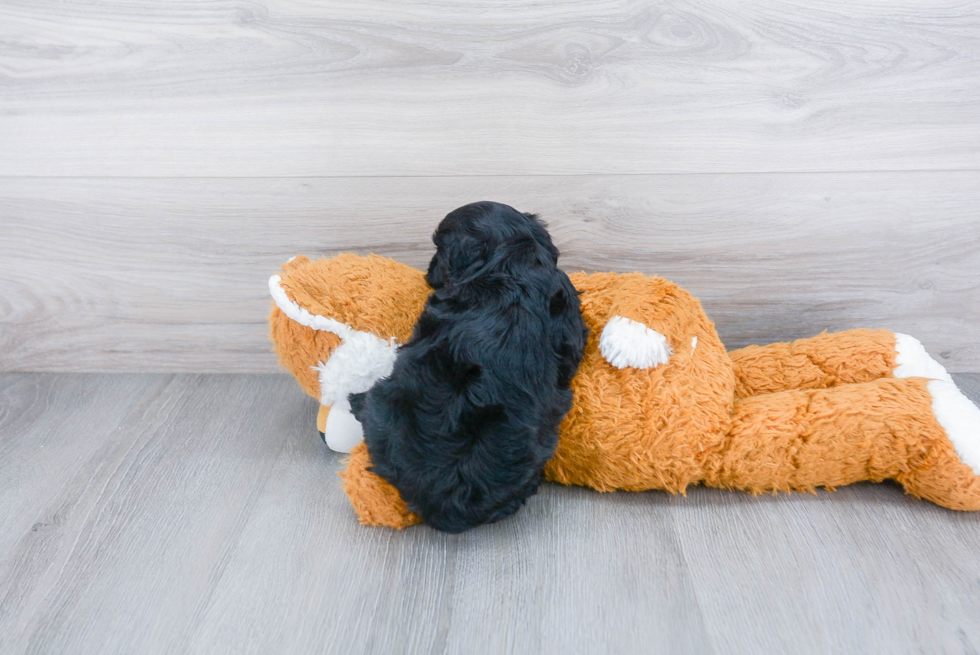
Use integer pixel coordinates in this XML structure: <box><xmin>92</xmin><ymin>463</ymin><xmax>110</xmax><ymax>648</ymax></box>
<box><xmin>353</xmin><ymin>234</ymin><xmax>586</xmax><ymax>533</ymax></box>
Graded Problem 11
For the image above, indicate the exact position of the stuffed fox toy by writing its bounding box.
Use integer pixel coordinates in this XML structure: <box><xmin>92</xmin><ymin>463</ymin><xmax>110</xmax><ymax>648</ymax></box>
<box><xmin>269</xmin><ymin>253</ymin><xmax>980</xmax><ymax>528</ymax></box>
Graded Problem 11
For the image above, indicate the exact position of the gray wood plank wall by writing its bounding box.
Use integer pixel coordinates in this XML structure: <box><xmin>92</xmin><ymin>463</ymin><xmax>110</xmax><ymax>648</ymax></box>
<box><xmin>1</xmin><ymin>1</ymin><xmax>978</xmax><ymax>372</ymax></box>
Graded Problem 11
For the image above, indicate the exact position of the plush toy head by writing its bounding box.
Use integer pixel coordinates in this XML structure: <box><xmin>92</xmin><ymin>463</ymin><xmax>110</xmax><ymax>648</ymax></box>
<box><xmin>268</xmin><ymin>254</ymin><xmax>430</xmax><ymax>451</ymax></box>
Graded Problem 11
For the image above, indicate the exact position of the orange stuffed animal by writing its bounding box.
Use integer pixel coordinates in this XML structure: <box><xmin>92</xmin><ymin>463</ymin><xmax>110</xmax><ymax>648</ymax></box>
<box><xmin>269</xmin><ymin>253</ymin><xmax>980</xmax><ymax>528</ymax></box>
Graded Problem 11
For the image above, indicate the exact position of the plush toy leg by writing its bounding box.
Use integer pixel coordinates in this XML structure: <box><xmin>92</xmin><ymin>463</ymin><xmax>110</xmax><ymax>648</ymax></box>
<box><xmin>728</xmin><ymin>328</ymin><xmax>898</xmax><ymax>399</ymax></box>
<box><xmin>339</xmin><ymin>444</ymin><xmax>421</xmax><ymax>529</ymax></box>
<box><xmin>704</xmin><ymin>377</ymin><xmax>980</xmax><ymax>510</ymax></box>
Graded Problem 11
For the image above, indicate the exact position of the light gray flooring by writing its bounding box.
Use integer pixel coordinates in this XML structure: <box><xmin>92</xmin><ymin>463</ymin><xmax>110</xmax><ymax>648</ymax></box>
<box><xmin>1</xmin><ymin>373</ymin><xmax>979</xmax><ymax>654</ymax></box>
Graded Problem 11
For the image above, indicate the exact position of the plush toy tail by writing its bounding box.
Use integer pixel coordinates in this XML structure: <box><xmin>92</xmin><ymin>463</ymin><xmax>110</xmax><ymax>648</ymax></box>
<box><xmin>704</xmin><ymin>376</ymin><xmax>980</xmax><ymax>510</ymax></box>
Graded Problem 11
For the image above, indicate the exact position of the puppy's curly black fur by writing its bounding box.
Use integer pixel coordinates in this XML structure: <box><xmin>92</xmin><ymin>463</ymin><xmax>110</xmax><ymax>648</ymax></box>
<box><xmin>349</xmin><ymin>202</ymin><xmax>588</xmax><ymax>533</ymax></box>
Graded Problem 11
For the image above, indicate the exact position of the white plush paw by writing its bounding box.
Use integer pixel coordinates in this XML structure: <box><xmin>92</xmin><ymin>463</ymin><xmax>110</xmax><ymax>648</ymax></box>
<box><xmin>927</xmin><ymin>379</ymin><xmax>980</xmax><ymax>475</ymax></box>
<box><xmin>323</xmin><ymin>401</ymin><xmax>365</xmax><ymax>453</ymax></box>
<box><xmin>599</xmin><ymin>316</ymin><xmax>672</xmax><ymax>370</ymax></box>
<box><xmin>895</xmin><ymin>333</ymin><xmax>980</xmax><ymax>475</ymax></box>
<box><xmin>893</xmin><ymin>333</ymin><xmax>954</xmax><ymax>383</ymax></box>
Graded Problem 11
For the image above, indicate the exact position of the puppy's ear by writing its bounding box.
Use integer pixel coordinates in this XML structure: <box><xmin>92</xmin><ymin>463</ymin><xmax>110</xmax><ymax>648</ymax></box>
<box><xmin>426</xmin><ymin>233</ymin><xmax>491</xmax><ymax>288</ymax></box>
<box><xmin>550</xmin><ymin>274</ymin><xmax>589</xmax><ymax>389</ymax></box>
<box><xmin>425</xmin><ymin>252</ymin><xmax>448</xmax><ymax>289</ymax></box>
<box><xmin>523</xmin><ymin>212</ymin><xmax>559</xmax><ymax>265</ymax></box>
<box><xmin>427</xmin><ymin>349</ymin><xmax>482</xmax><ymax>390</ymax></box>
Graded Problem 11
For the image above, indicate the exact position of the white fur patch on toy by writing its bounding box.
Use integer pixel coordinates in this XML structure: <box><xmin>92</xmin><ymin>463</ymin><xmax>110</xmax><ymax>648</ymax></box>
<box><xmin>324</xmin><ymin>398</ymin><xmax>365</xmax><ymax>453</ymax></box>
<box><xmin>313</xmin><ymin>330</ymin><xmax>397</xmax><ymax>408</ymax></box>
<box><xmin>927</xmin><ymin>380</ymin><xmax>980</xmax><ymax>475</ymax></box>
<box><xmin>269</xmin><ymin>273</ymin><xmax>398</xmax><ymax>409</ymax></box>
<box><xmin>269</xmin><ymin>275</ymin><xmax>355</xmax><ymax>339</ymax></box>
<box><xmin>893</xmin><ymin>333</ymin><xmax>953</xmax><ymax>383</ymax></box>
<box><xmin>599</xmin><ymin>316</ymin><xmax>672</xmax><ymax>370</ymax></box>
<box><xmin>894</xmin><ymin>332</ymin><xmax>980</xmax><ymax>474</ymax></box>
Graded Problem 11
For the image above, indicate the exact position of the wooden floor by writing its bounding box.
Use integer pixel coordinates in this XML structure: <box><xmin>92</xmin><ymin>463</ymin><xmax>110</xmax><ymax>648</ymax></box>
<box><xmin>1</xmin><ymin>372</ymin><xmax>978</xmax><ymax>654</ymax></box>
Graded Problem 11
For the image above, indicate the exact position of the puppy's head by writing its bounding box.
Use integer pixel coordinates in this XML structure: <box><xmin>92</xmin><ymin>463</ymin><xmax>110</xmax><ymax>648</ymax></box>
<box><xmin>426</xmin><ymin>201</ymin><xmax>559</xmax><ymax>289</ymax></box>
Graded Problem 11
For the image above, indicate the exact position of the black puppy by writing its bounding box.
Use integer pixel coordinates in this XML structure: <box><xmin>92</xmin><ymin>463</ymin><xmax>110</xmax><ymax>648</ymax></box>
<box><xmin>349</xmin><ymin>202</ymin><xmax>588</xmax><ymax>533</ymax></box>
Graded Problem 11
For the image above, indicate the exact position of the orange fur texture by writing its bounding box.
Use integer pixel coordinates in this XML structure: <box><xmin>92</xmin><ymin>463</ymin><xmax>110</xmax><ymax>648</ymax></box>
<box><xmin>269</xmin><ymin>254</ymin><xmax>980</xmax><ymax>527</ymax></box>
<box><xmin>269</xmin><ymin>254</ymin><xmax>430</xmax><ymax>401</ymax></box>
<box><xmin>340</xmin><ymin>444</ymin><xmax>421</xmax><ymax>529</ymax></box>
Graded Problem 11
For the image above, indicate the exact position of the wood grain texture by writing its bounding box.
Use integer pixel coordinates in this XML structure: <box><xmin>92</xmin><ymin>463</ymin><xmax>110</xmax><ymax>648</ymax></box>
<box><xmin>187</xmin><ymin>409</ymin><xmax>713</xmax><ymax>655</ymax></box>
<box><xmin>0</xmin><ymin>373</ymin><xmax>978</xmax><ymax>654</ymax></box>
<box><xmin>0</xmin><ymin>374</ymin><xmax>166</xmax><ymax>558</ymax></box>
<box><xmin>0</xmin><ymin>374</ymin><xmax>303</xmax><ymax>654</ymax></box>
<box><xmin>2</xmin><ymin>173</ymin><xmax>978</xmax><ymax>373</ymax></box>
<box><xmin>1</xmin><ymin>0</ymin><xmax>979</xmax><ymax>176</ymax></box>
<box><xmin>671</xmin><ymin>480</ymin><xmax>980</xmax><ymax>654</ymax></box>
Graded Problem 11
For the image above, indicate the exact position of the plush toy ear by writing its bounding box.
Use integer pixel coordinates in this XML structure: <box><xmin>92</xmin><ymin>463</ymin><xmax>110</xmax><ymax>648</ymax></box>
<box><xmin>338</xmin><ymin>443</ymin><xmax>422</xmax><ymax>529</ymax></box>
<box><xmin>282</xmin><ymin>254</ymin><xmax>312</xmax><ymax>273</ymax></box>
